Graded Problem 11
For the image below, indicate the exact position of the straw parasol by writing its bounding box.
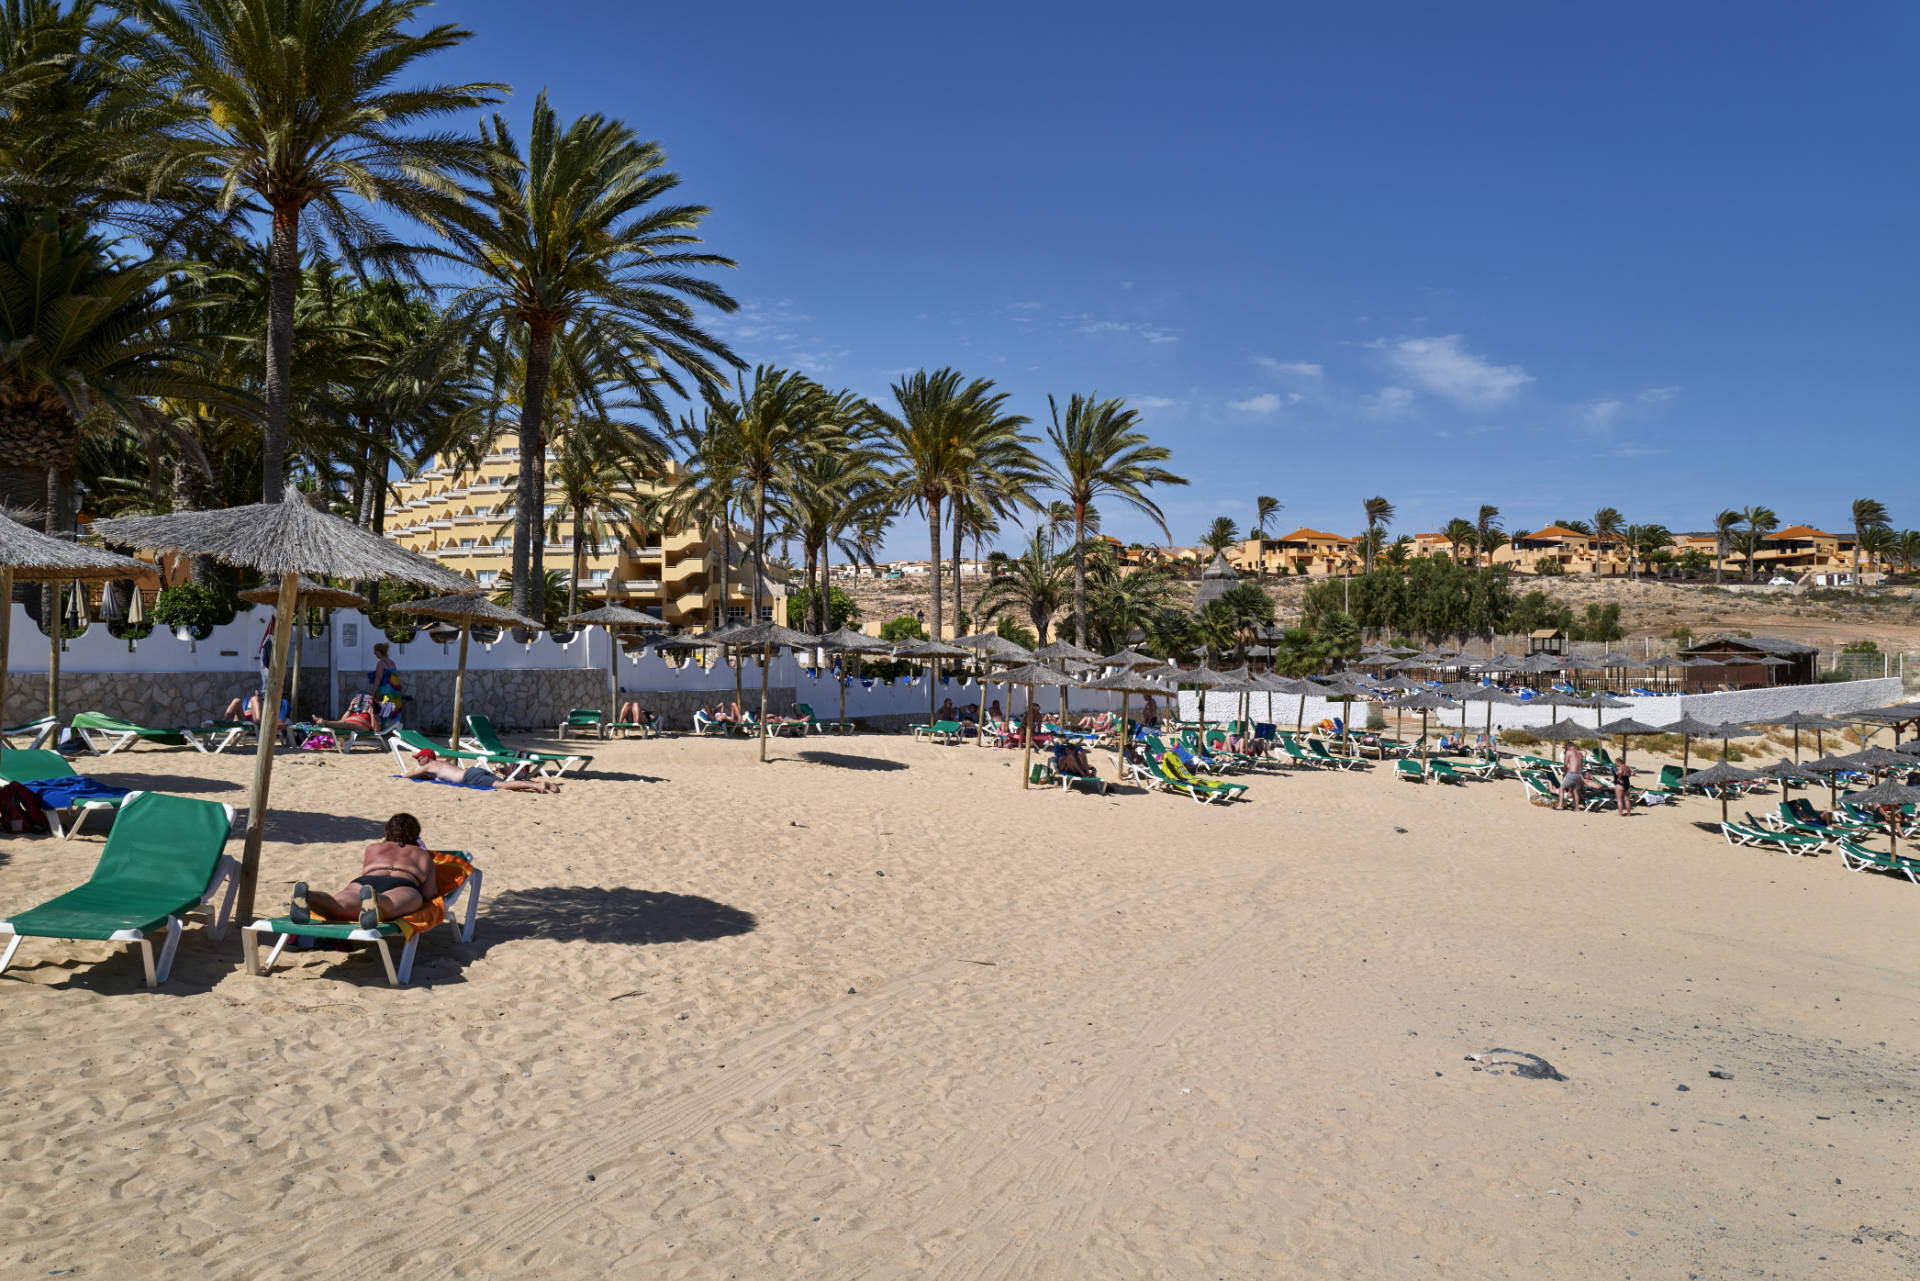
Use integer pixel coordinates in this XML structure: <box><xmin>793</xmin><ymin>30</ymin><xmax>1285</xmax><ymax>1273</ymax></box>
<box><xmin>239</xmin><ymin>577</ymin><xmax>369</xmax><ymax>726</ymax></box>
<box><xmin>1596</xmin><ymin>716</ymin><xmax>1662</xmax><ymax>768</ymax></box>
<box><xmin>696</xmin><ymin>619</ymin><xmax>756</xmax><ymax>720</ymax></box>
<box><xmin>1752</xmin><ymin>757</ymin><xmax>1815</xmax><ymax>797</ymax></box>
<box><xmin>1086</xmin><ymin>667</ymin><xmax>1171</xmax><ymax>781</ymax></box>
<box><xmin>562</xmin><ymin>603</ymin><xmax>667</xmax><ymax>744</ymax></box>
<box><xmin>1388</xmin><ymin>690</ymin><xmax>1455</xmax><ymax>768</ymax></box>
<box><xmin>953</xmin><ymin>632</ymin><xmax>1034</xmax><ymax>748</ymax></box>
<box><xmin>1457</xmin><ymin>685</ymin><xmax>1518</xmax><ymax>758</ymax></box>
<box><xmin>0</xmin><ymin>514</ymin><xmax>156</xmax><ymax>738</ymax></box>
<box><xmin>1800</xmin><ymin>753</ymin><xmax>1860</xmax><ymax>809</ymax></box>
<box><xmin>92</xmin><ymin>492</ymin><xmax>473</xmax><ymax>924</ymax></box>
<box><xmin>721</xmin><ymin>620</ymin><xmax>821</xmax><ymax>762</ymax></box>
<box><xmin>1680</xmin><ymin>761</ymin><xmax>1765</xmax><ymax>825</ymax></box>
<box><xmin>1580</xmin><ymin>692</ymin><xmax>1632</xmax><ymax>729</ymax></box>
<box><xmin>1746</xmin><ymin>709</ymin><xmax>1850</xmax><ymax>762</ymax></box>
<box><xmin>894</xmin><ymin>637</ymin><xmax>971</xmax><ymax>745</ymax></box>
<box><xmin>1031</xmin><ymin>638</ymin><xmax>1100</xmax><ymax>721</ymax></box>
<box><xmin>1095</xmin><ymin>646</ymin><xmax>1160</xmax><ymax>670</ymax></box>
<box><xmin>818</xmin><ymin>626</ymin><xmax>890</xmax><ymax>733</ymax></box>
<box><xmin>995</xmin><ymin>662</ymin><xmax>1073</xmax><ymax>788</ymax></box>
<box><xmin>398</xmin><ymin>594</ymin><xmax>543</xmax><ymax>749</ymax></box>
<box><xmin>1839</xmin><ymin>779</ymin><xmax>1920</xmax><ymax>859</ymax></box>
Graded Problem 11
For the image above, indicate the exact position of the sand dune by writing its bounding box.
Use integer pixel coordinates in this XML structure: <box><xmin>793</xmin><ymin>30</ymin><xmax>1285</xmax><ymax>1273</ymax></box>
<box><xmin>2</xmin><ymin>733</ymin><xmax>1917</xmax><ymax>1278</ymax></box>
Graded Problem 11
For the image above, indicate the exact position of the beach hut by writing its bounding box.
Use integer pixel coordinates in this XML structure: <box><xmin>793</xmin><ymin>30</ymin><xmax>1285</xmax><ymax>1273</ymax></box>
<box><xmin>1526</xmin><ymin>628</ymin><xmax>1566</xmax><ymax>657</ymax></box>
<box><xmin>1678</xmin><ymin>636</ymin><xmax>1817</xmax><ymax>687</ymax></box>
<box><xmin>93</xmin><ymin>493</ymin><xmax>472</xmax><ymax>924</ymax></box>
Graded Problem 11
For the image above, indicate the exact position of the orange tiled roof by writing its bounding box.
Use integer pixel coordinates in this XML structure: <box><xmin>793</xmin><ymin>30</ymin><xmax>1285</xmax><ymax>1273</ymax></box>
<box><xmin>1765</xmin><ymin>525</ymin><xmax>1838</xmax><ymax>540</ymax></box>
<box><xmin>1523</xmin><ymin>524</ymin><xmax>1592</xmax><ymax>540</ymax></box>
<box><xmin>1277</xmin><ymin>528</ymin><xmax>1355</xmax><ymax>545</ymax></box>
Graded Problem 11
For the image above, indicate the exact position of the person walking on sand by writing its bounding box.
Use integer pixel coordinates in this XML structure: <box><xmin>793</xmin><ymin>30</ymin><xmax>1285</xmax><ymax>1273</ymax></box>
<box><xmin>1557</xmin><ymin>744</ymin><xmax>1585</xmax><ymax>810</ymax></box>
<box><xmin>1612</xmin><ymin>756</ymin><xmax>1635</xmax><ymax>816</ymax></box>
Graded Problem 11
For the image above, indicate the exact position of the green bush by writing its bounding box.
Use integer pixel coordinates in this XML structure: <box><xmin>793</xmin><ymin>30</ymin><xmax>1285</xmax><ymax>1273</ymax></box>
<box><xmin>879</xmin><ymin>616</ymin><xmax>927</xmax><ymax>643</ymax></box>
<box><xmin>1536</xmin><ymin>559</ymin><xmax>1566</xmax><ymax>577</ymax></box>
<box><xmin>786</xmin><ymin>585</ymin><xmax>859</xmax><ymax>632</ymax></box>
<box><xmin>150</xmin><ymin>583</ymin><xmax>233</xmax><ymax>633</ymax></box>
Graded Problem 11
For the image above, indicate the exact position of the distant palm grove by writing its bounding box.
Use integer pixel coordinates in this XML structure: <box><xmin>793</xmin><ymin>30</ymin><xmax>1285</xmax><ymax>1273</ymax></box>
<box><xmin>0</xmin><ymin>0</ymin><xmax>1908</xmax><ymax>663</ymax></box>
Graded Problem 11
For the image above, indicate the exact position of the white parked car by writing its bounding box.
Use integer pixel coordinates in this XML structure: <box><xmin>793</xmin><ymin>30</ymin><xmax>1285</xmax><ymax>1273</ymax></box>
<box><xmin>1767</xmin><ymin>576</ymin><xmax>1796</xmax><ymax>586</ymax></box>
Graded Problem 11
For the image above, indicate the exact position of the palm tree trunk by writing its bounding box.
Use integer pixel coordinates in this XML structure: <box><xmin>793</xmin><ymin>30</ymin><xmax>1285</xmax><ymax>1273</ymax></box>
<box><xmin>817</xmin><ymin>539</ymin><xmax>830</xmax><ymax>633</ymax></box>
<box><xmin>367</xmin><ymin>421</ymin><xmax>394</xmax><ymax>611</ymax></box>
<box><xmin>569</xmin><ymin>504</ymin><xmax>585</xmax><ymax>616</ymax></box>
<box><xmin>262</xmin><ymin>205</ymin><xmax>301</xmax><ymax>504</ymax></box>
<box><xmin>715</xmin><ymin>515</ymin><xmax>731</xmax><ymax>627</ymax></box>
<box><xmin>751</xmin><ymin>483</ymin><xmax>767</xmax><ymax>625</ymax></box>
<box><xmin>926</xmin><ymin>499</ymin><xmax>943</xmax><ymax>641</ymax></box>
<box><xmin>1073</xmin><ymin>505</ymin><xmax>1088</xmax><ymax>648</ymax></box>
<box><xmin>514</xmin><ymin>321</ymin><xmax>557</xmax><ymax>620</ymax></box>
<box><xmin>952</xmin><ymin>499</ymin><xmax>967</xmax><ymax>641</ymax></box>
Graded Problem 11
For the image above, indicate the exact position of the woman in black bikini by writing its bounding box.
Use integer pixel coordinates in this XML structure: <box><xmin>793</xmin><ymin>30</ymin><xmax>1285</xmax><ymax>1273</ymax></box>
<box><xmin>290</xmin><ymin>813</ymin><xmax>437</xmax><ymax>929</ymax></box>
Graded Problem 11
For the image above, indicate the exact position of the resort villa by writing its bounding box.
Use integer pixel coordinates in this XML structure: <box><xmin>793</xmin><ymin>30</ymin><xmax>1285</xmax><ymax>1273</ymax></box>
<box><xmin>1231</xmin><ymin>528</ymin><xmax>1359</xmax><ymax>576</ymax></box>
<box><xmin>1491</xmin><ymin>525</ymin><xmax>1631</xmax><ymax>576</ymax></box>
<box><xmin>382</xmin><ymin>450</ymin><xmax>786</xmax><ymax>628</ymax></box>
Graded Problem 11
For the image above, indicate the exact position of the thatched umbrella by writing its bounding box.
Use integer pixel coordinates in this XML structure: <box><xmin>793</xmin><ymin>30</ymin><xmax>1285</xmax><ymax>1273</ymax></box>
<box><xmin>562</xmin><ymin>604</ymin><xmax>666</xmax><ymax>741</ymax></box>
<box><xmin>819</xmin><ymin>626</ymin><xmax>889</xmax><ymax>733</ymax></box>
<box><xmin>1661</xmin><ymin>712</ymin><xmax>1735</xmax><ymax>777</ymax></box>
<box><xmin>953</xmin><ymin>632</ymin><xmax>1033</xmax><ymax>748</ymax></box>
<box><xmin>92</xmin><ymin>493</ymin><xmax>472</xmax><ymax>924</ymax></box>
<box><xmin>1085</xmin><ymin>668</ymin><xmax>1171</xmax><ymax>781</ymax></box>
<box><xmin>1747</xmin><ymin>709</ymin><xmax>1849</xmax><ymax>763</ymax></box>
<box><xmin>1315</xmin><ymin>677</ymin><xmax>1377</xmax><ymax>748</ymax></box>
<box><xmin>1532</xmin><ymin>716</ymin><xmax>1595</xmax><ymax>766</ymax></box>
<box><xmin>995</xmin><ymin>662</ymin><xmax>1073</xmax><ymax>788</ymax></box>
<box><xmin>0</xmin><ymin>515</ymin><xmax>155</xmax><ymax>734</ymax></box>
<box><xmin>721</xmin><ymin>620</ymin><xmax>821</xmax><ymax>762</ymax></box>
<box><xmin>395</xmin><ymin>593</ymin><xmax>543</xmax><ymax>749</ymax></box>
<box><xmin>1387</xmin><ymin>690</ymin><xmax>1454</xmax><ymax>770</ymax></box>
<box><xmin>1680</xmin><ymin>761</ymin><xmax>1765</xmax><ymax>825</ymax></box>
<box><xmin>1802</xmin><ymin>754</ymin><xmax>1860</xmax><ymax>810</ymax></box>
<box><xmin>238</xmin><ymin>577</ymin><xmax>368</xmax><ymax>725</ymax></box>
<box><xmin>1753</xmin><ymin>757</ymin><xmax>1815</xmax><ymax>798</ymax></box>
<box><xmin>1596</xmin><ymin>716</ymin><xmax>1662</xmax><ymax>770</ymax></box>
<box><xmin>1457</xmin><ymin>685</ymin><xmax>1519</xmax><ymax>759</ymax></box>
<box><xmin>1839</xmin><ymin>779</ymin><xmax>1920</xmax><ymax>859</ymax></box>
<box><xmin>1032</xmin><ymin>638</ymin><xmax>1099</xmax><ymax>720</ymax></box>
<box><xmin>1582</xmin><ymin>692</ymin><xmax>1632</xmax><ymax>730</ymax></box>
<box><xmin>894</xmin><ymin>637</ymin><xmax>970</xmax><ymax>741</ymax></box>
<box><xmin>696</xmin><ymin>619</ymin><xmax>755</xmax><ymax>720</ymax></box>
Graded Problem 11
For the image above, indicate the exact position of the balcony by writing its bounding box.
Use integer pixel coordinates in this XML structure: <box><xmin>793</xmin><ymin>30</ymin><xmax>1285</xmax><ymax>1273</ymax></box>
<box><xmin>622</xmin><ymin>579</ymin><xmax>662</xmax><ymax>595</ymax></box>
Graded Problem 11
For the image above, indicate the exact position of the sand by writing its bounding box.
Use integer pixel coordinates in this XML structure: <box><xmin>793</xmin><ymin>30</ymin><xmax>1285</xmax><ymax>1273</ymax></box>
<box><xmin>2</xmin><ymin>732</ymin><xmax>1917</xmax><ymax>1278</ymax></box>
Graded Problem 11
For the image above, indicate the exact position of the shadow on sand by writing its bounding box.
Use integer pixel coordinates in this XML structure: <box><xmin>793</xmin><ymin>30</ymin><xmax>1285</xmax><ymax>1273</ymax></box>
<box><xmin>789</xmin><ymin>750</ymin><xmax>908</xmax><ymax>772</ymax></box>
<box><xmin>473</xmin><ymin>886</ymin><xmax>757</xmax><ymax>954</ymax></box>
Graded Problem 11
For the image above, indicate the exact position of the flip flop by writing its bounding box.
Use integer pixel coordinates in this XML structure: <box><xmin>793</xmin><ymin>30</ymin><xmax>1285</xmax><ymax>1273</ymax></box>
<box><xmin>357</xmin><ymin>884</ymin><xmax>379</xmax><ymax>930</ymax></box>
<box><xmin>290</xmin><ymin>882</ymin><xmax>311</xmax><ymax>924</ymax></box>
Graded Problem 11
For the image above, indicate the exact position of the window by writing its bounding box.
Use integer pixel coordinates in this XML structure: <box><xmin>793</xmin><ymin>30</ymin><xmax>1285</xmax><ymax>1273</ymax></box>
<box><xmin>758</xmin><ymin>605</ymin><xmax>773</xmax><ymax>622</ymax></box>
<box><xmin>460</xmin><ymin>539</ymin><xmax>476</xmax><ymax>549</ymax></box>
<box><xmin>587</xmin><ymin>568</ymin><xmax>611</xmax><ymax>584</ymax></box>
<box><xmin>476</xmin><ymin>570</ymin><xmax>499</xmax><ymax>587</ymax></box>
<box><xmin>726</xmin><ymin>605</ymin><xmax>746</xmax><ymax>623</ymax></box>
<box><xmin>542</xmin><ymin>504</ymin><xmax>559</xmax><ymax>519</ymax></box>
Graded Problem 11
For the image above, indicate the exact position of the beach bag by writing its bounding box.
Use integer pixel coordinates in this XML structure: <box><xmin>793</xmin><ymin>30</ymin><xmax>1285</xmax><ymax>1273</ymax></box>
<box><xmin>301</xmin><ymin>731</ymin><xmax>338</xmax><ymax>751</ymax></box>
<box><xmin>0</xmin><ymin>782</ymin><xmax>49</xmax><ymax>834</ymax></box>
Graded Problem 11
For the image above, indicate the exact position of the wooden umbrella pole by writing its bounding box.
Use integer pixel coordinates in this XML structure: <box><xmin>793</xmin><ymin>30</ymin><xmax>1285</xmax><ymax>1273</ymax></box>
<box><xmin>286</xmin><ymin>618</ymin><xmax>304</xmax><ymax>724</ymax></box>
<box><xmin>758</xmin><ymin>640</ymin><xmax>771</xmax><ymax>762</ymax></box>
<box><xmin>1114</xmin><ymin>692</ymin><xmax>1129</xmax><ymax>782</ymax></box>
<box><xmin>607</xmin><ymin>626</ymin><xmax>619</xmax><ymax>732</ymax></box>
<box><xmin>237</xmin><ymin>571</ymin><xmax>299</xmax><ymax>925</ymax></box>
<box><xmin>928</xmin><ymin>656</ymin><xmax>937</xmax><ymax>730</ymax></box>
<box><xmin>839</xmin><ymin>655</ymin><xmax>849</xmax><ymax>730</ymax></box>
<box><xmin>0</xmin><ymin>567</ymin><xmax>10</xmax><ymax>756</ymax></box>
<box><xmin>1021</xmin><ymin>683</ymin><xmax>1033</xmax><ymax>789</ymax></box>
<box><xmin>448</xmin><ymin>623</ymin><xmax>470</xmax><ymax>751</ymax></box>
<box><xmin>47</xmin><ymin>584</ymin><xmax>60</xmax><ymax>720</ymax></box>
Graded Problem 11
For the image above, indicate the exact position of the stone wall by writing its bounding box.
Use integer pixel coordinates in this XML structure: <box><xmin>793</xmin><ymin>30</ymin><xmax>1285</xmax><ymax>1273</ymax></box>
<box><xmin>335</xmin><ymin>668</ymin><xmax>611</xmax><ymax>735</ymax></box>
<box><xmin>5</xmin><ymin>671</ymin><xmax>259</xmax><ymax>728</ymax></box>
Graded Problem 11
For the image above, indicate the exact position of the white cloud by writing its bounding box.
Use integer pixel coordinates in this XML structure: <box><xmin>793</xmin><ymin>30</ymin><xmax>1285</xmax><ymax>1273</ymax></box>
<box><xmin>1364</xmin><ymin>386</ymin><xmax>1414</xmax><ymax>418</ymax></box>
<box><xmin>1071</xmin><ymin>316</ymin><xmax>1180</xmax><ymax>344</ymax></box>
<box><xmin>1132</xmin><ymin>395</ymin><xmax>1178</xmax><ymax>410</ymax></box>
<box><xmin>1578</xmin><ymin>399</ymin><xmax>1624</xmax><ymax>431</ymax></box>
<box><xmin>1638</xmin><ymin>386</ymin><xmax>1681</xmax><ymax>403</ymax></box>
<box><xmin>1256</xmin><ymin>358</ymin><xmax>1323</xmax><ymax>380</ymax></box>
<box><xmin>1228</xmin><ymin>393</ymin><xmax>1282</xmax><ymax>413</ymax></box>
<box><xmin>1373</xmin><ymin>334</ymin><xmax>1532</xmax><ymax>407</ymax></box>
<box><xmin>1003</xmin><ymin>301</ymin><xmax>1045</xmax><ymax>312</ymax></box>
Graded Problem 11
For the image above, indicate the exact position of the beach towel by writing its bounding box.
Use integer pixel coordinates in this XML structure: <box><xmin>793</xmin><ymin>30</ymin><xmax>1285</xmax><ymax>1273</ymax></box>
<box><xmin>394</xmin><ymin>773</ymin><xmax>496</xmax><ymax>791</ymax></box>
<box><xmin>391</xmin><ymin>851</ymin><xmax>473</xmax><ymax>940</ymax></box>
<box><xmin>23</xmin><ymin>775</ymin><xmax>129</xmax><ymax>810</ymax></box>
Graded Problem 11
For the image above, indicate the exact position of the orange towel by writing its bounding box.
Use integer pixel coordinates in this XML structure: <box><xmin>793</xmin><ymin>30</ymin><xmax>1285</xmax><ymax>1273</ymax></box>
<box><xmin>391</xmin><ymin>851</ymin><xmax>474</xmax><ymax>941</ymax></box>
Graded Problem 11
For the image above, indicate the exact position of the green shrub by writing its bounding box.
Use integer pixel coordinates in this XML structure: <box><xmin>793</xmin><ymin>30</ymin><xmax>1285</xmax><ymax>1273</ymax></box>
<box><xmin>1536</xmin><ymin>559</ymin><xmax>1566</xmax><ymax>577</ymax></box>
<box><xmin>150</xmin><ymin>583</ymin><xmax>233</xmax><ymax>633</ymax></box>
<box><xmin>879</xmin><ymin>615</ymin><xmax>927</xmax><ymax>643</ymax></box>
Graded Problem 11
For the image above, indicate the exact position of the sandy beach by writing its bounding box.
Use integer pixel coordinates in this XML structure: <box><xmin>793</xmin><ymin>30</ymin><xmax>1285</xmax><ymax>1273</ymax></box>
<box><xmin>2</xmin><ymin>732</ymin><xmax>1917</xmax><ymax>1279</ymax></box>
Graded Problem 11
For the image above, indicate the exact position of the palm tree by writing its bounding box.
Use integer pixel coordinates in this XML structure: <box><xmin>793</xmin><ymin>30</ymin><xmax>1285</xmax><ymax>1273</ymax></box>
<box><xmin>1712</xmin><ymin>508</ymin><xmax>1742</xmax><ymax>584</ymax></box>
<box><xmin>1474</xmin><ymin>505</ymin><xmax>1502</xmax><ymax>566</ymax></box>
<box><xmin>1741</xmin><ymin>505</ymin><xmax>1778</xmax><ymax>582</ymax></box>
<box><xmin>1856</xmin><ymin>526</ymin><xmax>1896</xmax><ymax>583</ymax></box>
<box><xmin>1895</xmin><ymin>529</ymin><xmax>1920</xmax><ymax>575</ymax></box>
<box><xmin>944</xmin><ymin>385</ymin><xmax>1039</xmax><ymax>635</ymax></box>
<box><xmin>1250</xmin><ymin>495</ymin><xmax>1281</xmax><ymax>577</ymax></box>
<box><xmin>1441</xmin><ymin>517</ymin><xmax>1477</xmax><ymax>562</ymax></box>
<box><xmin>1085</xmin><ymin>562</ymin><xmax>1181</xmax><ymax>654</ymax></box>
<box><xmin>1625</xmin><ymin>522</ymin><xmax>1672</xmax><ymax>580</ymax></box>
<box><xmin>439</xmin><ymin>91</ymin><xmax>739</xmax><ymax>618</ymax></box>
<box><xmin>1200</xmin><ymin>515</ymin><xmax>1240</xmax><ymax>558</ymax></box>
<box><xmin>872</xmin><ymin>368</ymin><xmax>977</xmax><ymax>642</ymax></box>
<box><xmin>721</xmin><ymin>368</ymin><xmax>844</xmax><ymax>626</ymax></box>
<box><xmin>1379</xmin><ymin>536</ymin><xmax>1412</xmax><ymax>569</ymax></box>
<box><xmin>974</xmin><ymin>532</ymin><xmax>1067</xmax><ymax>645</ymax></box>
<box><xmin>1850</xmin><ymin>498</ymin><xmax>1891</xmax><ymax>585</ymax></box>
<box><xmin>122</xmin><ymin>0</ymin><xmax>504</xmax><ymax>502</ymax></box>
<box><xmin>772</xmin><ymin>415</ymin><xmax>891</xmax><ymax>632</ymax></box>
<box><xmin>1361</xmin><ymin>496</ymin><xmax>1394</xmax><ymax>573</ymax></box>
<box><xmin>656</xmin><ymin>401</ymin><xmax>743</xmax><ymax>628</ymax></box>
<box><xmin>1044</xmin><ymin>392</ymin><xmax>1186</xmax><ymax>647</ymax></box>
<box><xmin>0</xmin><ymin>209</ymin><xmax>232</xmax><ymax>536</ymax></box>
<box><xmin>1591</xmin><ymin>506</ymin><xmax>1623</xmax><ymax>574</ymax></box>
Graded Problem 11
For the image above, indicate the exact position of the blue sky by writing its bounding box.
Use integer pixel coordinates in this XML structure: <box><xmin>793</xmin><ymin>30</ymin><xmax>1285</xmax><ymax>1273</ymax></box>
<box><xmin>441</xmin><ymin>0</ymin><xmax>1915</xmax><ymax>554</ymax></box>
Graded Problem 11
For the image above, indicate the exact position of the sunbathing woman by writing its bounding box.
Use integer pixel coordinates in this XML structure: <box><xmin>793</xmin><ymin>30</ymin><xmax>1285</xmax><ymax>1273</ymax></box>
<box><xmin>618</xmin><ymin>700</ymin><xmax>656</xmax><ymax>727</ymax></box>
<box><xmin>310</xmin><ymin>692</ymin><xmax>383</xmax><ymax>734</ymax></box>
<box><xmin>290</xmin><ymin>812</ymin><xmax>437</xmax><ymax>928</ymax></box>
<box><xmin>405</xmin><ymin>748</ymin><xmax>560</xmax><ymax>793</ymax></box>
<box><xmin>1056</xmin><ymin>742</ymin><xmax>1097</xmax><ymax>777</ymax></box>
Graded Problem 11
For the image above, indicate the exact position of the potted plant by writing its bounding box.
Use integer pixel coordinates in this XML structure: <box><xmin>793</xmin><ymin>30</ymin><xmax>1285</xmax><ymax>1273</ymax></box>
<box><xmin>149</xmin><ymin>582</ymin><xmax>232</xmax><ymax>642</ymax></box>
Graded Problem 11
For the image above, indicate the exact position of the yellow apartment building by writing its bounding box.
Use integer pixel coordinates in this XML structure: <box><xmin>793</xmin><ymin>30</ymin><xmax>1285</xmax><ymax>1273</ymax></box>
<box><xmin>1492</xmin><ymin>525</ymin><xmax>1629</xmax><ymax>575</ymax></box>
<box><xmin>382</xmin><ymin>448</ymin><xmax>785</xmax><ymax>628</ymax></box>
<box><xmin>1749</xmin><ymin>525</ymin><xmax>1858</xmax><ymax>578</ymax></box>
<box><xmin>1231</xmin><ymin>528</ymin><xmax>1360</xmax><ymax>576</ymax></box>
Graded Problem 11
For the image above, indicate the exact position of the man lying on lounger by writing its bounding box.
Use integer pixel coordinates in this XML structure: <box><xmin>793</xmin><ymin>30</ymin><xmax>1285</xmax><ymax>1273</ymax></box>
<box><xmin>290</xmin><ymin>812</ymin><xmax>437</xmax><ymax>929</ymax></box>
<box><xmin>404</xmin><ymin>748</ymin><xmax>561</xmax><ymax>793</ymax></box>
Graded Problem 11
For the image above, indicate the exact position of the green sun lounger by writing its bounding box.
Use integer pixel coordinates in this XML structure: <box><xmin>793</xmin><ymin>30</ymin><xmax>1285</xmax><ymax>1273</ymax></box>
<box><xmin>461</xmin><ymin>715</ymin><xmax>591</xmax><ymax>776</ymax></box>
<box><xmin>1836</xmin><ymin>839</ymin><xmax>1920</xmax><ymax>883</ymax></box>
<box><xmin>1150</xmin><ymin>752</ymin><xmax>1246</xmax><ymax>804</ymax></box>
<box><xmin>2</xmin><ymin>716</ymin><xmax>57</xmax><ymax>750</ymax></box>
<box><xmin>1722</xmin><ymin>819</ymin><xmax>1826</xmax><ymax>855</ymax></box>
<box><xmin>70</xmin><ymin>712</ymin><xmax>243</xmax><ymax>756</ymax></box>
<box><xmin>0</xmin><ymin>792</ymin><xmax>238</xmax><ymax>986</ymax></box>
<box><xmin>242</xmin><ymin>851</ymin><xmax>482</xmax><ymax>986</ymax></box>
<box><xmin>558</xmin><ymin>708</ymin><xmax>604</xmax><ymax>739</ymax></box>
<box><xmin>1396</xmin><ymin>759</ymin><xmax>1428</xmax><ymax>783</ymax></box>
<box><xmin>0</xmin><ymin>748</ymin><xmax>125</xmax><ymax>840</ymax></box>
<box><xmin>797</xmin><ymin>703</ymin><xmax>855</xmax><ymax>735</ymax></box>
<box><xmin>387</xmin><ymin>728</ymin><xmax>534</xmax><ymax>780</ymax></box>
